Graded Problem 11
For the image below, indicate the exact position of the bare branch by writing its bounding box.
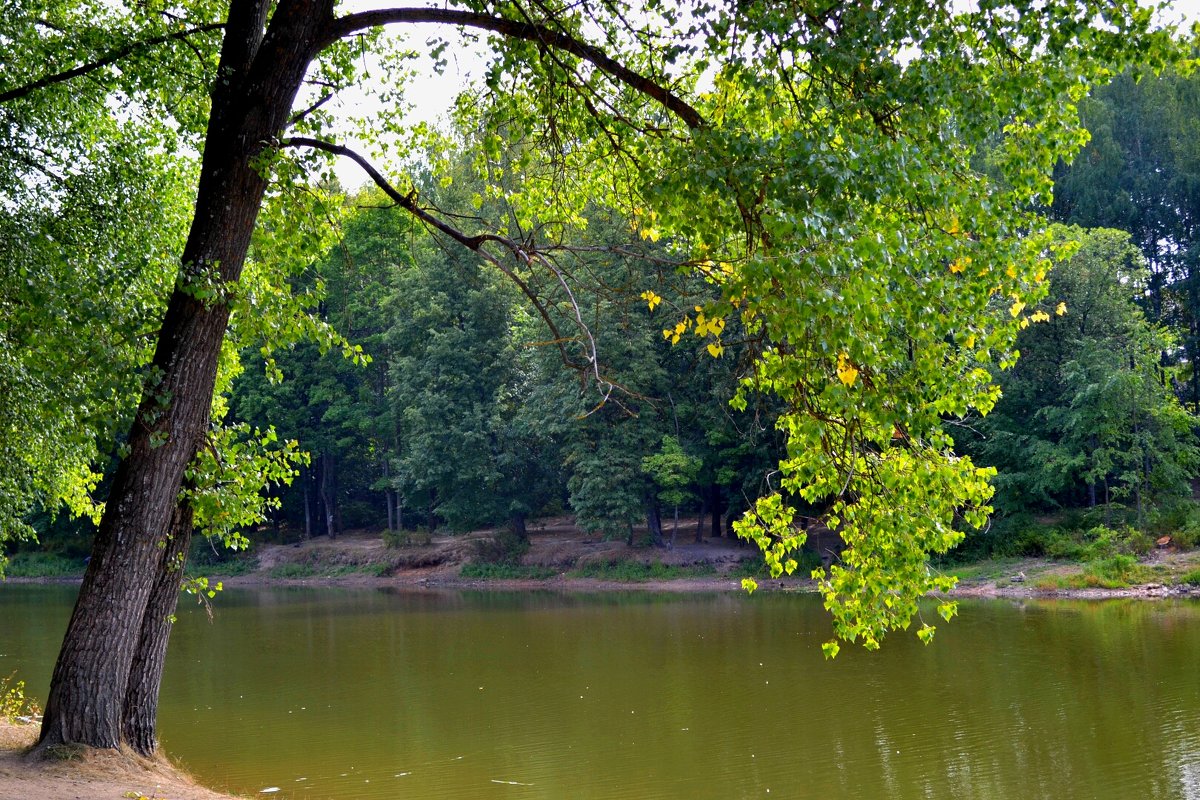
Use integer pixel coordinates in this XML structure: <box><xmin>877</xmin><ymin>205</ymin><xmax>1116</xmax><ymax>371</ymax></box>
<box><xmin>0</xmin><ymin>23</ymin><xmax>225</xmax><ymax>104</ymax></box>
<box><xmin>317</xmin><ymin>7</ymin><xmax>703</xmax><ymax>130</ymax></box>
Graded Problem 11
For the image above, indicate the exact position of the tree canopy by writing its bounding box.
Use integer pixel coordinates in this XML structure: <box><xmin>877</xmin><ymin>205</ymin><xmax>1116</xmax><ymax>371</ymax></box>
<box><xmin>0</xmin><ymin>0</ymin><xmax>1183</xmax><ymax>754</ymax></box>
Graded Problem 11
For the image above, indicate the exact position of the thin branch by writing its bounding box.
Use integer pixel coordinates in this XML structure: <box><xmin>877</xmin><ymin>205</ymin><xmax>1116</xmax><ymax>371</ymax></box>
<box><xmin>0</xmin><ymin>23</ymin><xmax>225</xmax><ymax>104</ymax></box>
<box><xmin>317</xmin><ymin>8</ymin><xmax>703</xmax><ymax>130</ymax></box>
<box><xmin>279</xmin><ymin>135</ymin><xmax>610</xmax><ymax>388</ymax></box>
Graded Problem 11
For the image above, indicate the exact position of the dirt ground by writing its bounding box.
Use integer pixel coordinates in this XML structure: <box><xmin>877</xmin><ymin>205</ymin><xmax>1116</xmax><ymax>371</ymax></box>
<box><xmin>226</xmin><ymin>515</ymin><xmax>766</xmax><ymax>591</ymax></box>
<box><xmin>0</xmin><ymin>721</ymin><xmax>243</xmax><ymax>800</ymax></box>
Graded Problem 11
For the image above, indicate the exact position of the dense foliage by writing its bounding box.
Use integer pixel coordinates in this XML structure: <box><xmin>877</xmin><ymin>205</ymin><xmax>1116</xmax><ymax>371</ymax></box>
<box><xmin>1</xmin><ymin>0</ymin><xmax>1193</xmax><ymax>754</ymax></box>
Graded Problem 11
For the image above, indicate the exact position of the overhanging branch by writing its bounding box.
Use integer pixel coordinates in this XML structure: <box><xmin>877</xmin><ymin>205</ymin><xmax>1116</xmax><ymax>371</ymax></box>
<box><xmin>0</xmin><ymin>23</ymin><xmax>225</xmax><ymax>104</ymax></box>
<box><xmin>317</xmin><ymin>8</ymin><xmax>703</xmax><ymax>130</ymax></box>
<box><xmin>279</xmin><ymin>135</ymin><xmax>623</xmax><ymax>403</ymax></box>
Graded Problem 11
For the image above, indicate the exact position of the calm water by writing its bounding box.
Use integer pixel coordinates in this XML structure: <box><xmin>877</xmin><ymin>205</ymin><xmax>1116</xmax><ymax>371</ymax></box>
<box><xmin>1</xmin><ymin>585</ymin><xmax>1199</xmax><ymax>799</ymax></box>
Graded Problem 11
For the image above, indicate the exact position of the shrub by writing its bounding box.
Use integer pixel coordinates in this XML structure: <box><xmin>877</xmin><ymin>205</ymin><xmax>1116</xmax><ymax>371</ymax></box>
<box><xmin>1</xmin><ymin>673</ymin><xmax>41</xmax><ymax>722</ymax></box>
<box><xmin>470</xmin><ymin>529</ymin><xmax>530</xmax><ymax>566</ymax></box>
<box><xmin>1083</xmin><ymin>525</ymin><xmax>1152</xmax><ymax>560</ymax></box>
<box><xmin>3</xmin><ymin>552</ymin><xmax>84</xmax><ymax>578</ymax></box>
<box><xmin>1179</xmin><ymin>568</ymin><xmax>1200</xmax><ymax>586</ymax></box>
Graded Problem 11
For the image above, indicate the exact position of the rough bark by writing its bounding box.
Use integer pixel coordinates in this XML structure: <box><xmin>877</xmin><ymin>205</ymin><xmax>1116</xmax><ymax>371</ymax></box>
<box><xmin>122</xmin><ymin>500</ymin><xmax>194</xmax><ymax>755</ymax></box>
<box><xmin>39</xmin><ymin>0</ymin><xmax>335</xmax><ymax>752</ymax></box>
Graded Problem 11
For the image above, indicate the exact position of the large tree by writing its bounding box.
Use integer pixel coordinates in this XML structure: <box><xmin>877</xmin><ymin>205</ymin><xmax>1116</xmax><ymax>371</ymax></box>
<box><xmin>0</xmin><ymin>0</ymin><xmax>1173</xmax><ymax>754</ymax></box>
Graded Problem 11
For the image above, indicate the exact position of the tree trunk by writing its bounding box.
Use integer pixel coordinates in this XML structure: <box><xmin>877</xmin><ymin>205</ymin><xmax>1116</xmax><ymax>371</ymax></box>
<box><xmin>39</xmin><ymin>0</ymin><xmax>334</xmax><ymax>753</ymax></box>
<box><xmin>510</xmin><ymin>513</ymin><xmax>528</xmax><ymax>541</ymax></box>
<box><xmin>122</xmin><ymin>500</ymin><xmax>194</xmax><ymax>755</ymax></box>
<box><xmin>646</xmin><ymin>495</ymin><xmax>664</xmax><ymax>547</ymax></box>
<box><xmin>694</xmin><ymin>489</ymin><xmax>709</xmax><ymax>543</ymax></box>
<box><xmin>710</xmin><ymin>485</ymin><xmax>723</xmax><ymax>538</ymax></box>
<box><xmin>303</xmin><ymin>468</ymin><xmax>314</xmax><ymax>539</ymax></box>
<box><xmin>320</xmin><ymin>452</ymin><xmax>337</xmax><ymax>538</ymax></box>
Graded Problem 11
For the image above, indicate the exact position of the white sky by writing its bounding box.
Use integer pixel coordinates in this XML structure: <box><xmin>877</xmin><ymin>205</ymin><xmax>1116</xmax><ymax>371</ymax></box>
<box><xmin>324</xmin><ymin>0</ymin><xmax>1200</xmax><ymax>190</ymax></box>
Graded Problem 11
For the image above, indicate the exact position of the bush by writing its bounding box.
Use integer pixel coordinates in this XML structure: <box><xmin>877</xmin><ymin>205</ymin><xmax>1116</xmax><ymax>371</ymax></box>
<box><xmin>732</xmin><ymin>549</ymin><xmax>823</xmax><ymax>578</ymax></box>
<box><xmin>1083</xmin><ymin>525</ymin><xmax>1152</xmax><ymax>560</ymax></box>
<box><xmin>1179</xmin><ymin>568</ymin><xmax>1200</xmax><ymax>586</ymax></box>
<box><xmin>2</xmin><ymin>552</ymin><xmax>84</xmax><ymax>577</ymax></box>
<box><xmin>470</xmin><ymin>529</ymin><xmax>530</xmax><ymax>566</ymax></box>
<box><xmin>1081</xmin><ymin>554</ymin><xmax>1142</xmax><ymax>587</ymax></box>
<box><xmin>1</xmin><ymin>673</ymin><xmax>41</xmax><ymax>722</ymax></box>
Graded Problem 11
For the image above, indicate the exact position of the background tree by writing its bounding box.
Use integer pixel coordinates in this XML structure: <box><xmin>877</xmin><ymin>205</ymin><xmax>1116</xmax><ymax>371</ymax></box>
<box><xmin>963</xmin><ymin>226</ymin><xmax>1200</xmax><ymax>522</ymax></box>
<box><xmin>0</xmin><ymin>0</ymin><xmax>1173</xmax><ymax>754</ymax></box>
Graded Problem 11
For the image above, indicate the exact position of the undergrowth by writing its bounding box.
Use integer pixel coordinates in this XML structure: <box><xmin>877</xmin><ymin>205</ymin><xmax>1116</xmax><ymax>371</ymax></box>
<box><xmin>569</xmin><ymin>560</ymin><xmax>718</xmax><ymax>582</ymax></box>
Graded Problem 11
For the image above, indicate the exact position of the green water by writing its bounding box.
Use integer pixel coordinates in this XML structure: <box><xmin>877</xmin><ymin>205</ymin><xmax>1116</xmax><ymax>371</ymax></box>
<box><xmin>1</xmin><ymin>585</ymin><xmax>1198</xmax><ymax>799</ymax></box>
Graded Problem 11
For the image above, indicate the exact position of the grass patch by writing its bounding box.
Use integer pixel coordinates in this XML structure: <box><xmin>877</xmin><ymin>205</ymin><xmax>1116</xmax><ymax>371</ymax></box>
<box><xmin>945</xmin><ymin>558</ymin><xmax>1025</xmax><ymax>584</ymax></box>
<box><xmin>267</xmin><ymin>561</ymin><xmax>387</xmax><ymax>579</ymax></box>
<box><xmin>203</xmin><ymin>556</ymin><xmax>259</xmax><ymax>577</ymax></box>
<box><xmin>731</xmin><ymin>550</ymin><xmax>823</xmax><ymax>580</ymax></box>
<box><xmin>1034</xmin><ymin>555</ymin><xmax>1152</xmax><ymax>590</ymax></box>
<box><xmin>2</xmin><ymin>552</ymin><xmax>85</xmax><ymax>578</ymax></box>
<box><xmin>267</xmin><ymin>563</ymin><xmax>318</xmax><ymax>579</ymax></box>
<box><xmin>460</xmin><ymin>563</ymin><xmax>558</xmax><ymax>580</ymax></box>
<box><xmin>569</xmin><ymin>560</ymin><xmax>717</xmax><ymax>582</ymax></box>
<box><xmin>1179</xmin><ymin>568</ymin><xmax>1200</xmax><ymax>587</ymax></box>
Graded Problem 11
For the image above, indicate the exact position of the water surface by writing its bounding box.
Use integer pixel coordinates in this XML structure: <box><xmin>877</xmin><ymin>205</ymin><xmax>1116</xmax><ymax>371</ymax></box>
<box><xmin>1</xmin><ymin>585</ymin><xmax>1198</xmax><ymax>799</ymax></box>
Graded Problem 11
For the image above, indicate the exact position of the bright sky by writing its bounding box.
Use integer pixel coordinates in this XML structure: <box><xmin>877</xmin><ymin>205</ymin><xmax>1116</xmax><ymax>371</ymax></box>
<box><xmin>324</xmin><ymin>0</ymin><xmax>1200</xmax><ymax>190</ymax></box>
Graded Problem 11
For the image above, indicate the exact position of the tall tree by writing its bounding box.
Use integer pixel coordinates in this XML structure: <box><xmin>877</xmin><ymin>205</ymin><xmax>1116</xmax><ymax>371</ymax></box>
<box><xmin>0</xmin><ymin>0</ymin><xmax>1172</xmax><ymax>753</ymax></box>
<box><xmin>963</xmin><ymin>226</ymin><xmax>1200</xmax><ymax>519</ymax></box>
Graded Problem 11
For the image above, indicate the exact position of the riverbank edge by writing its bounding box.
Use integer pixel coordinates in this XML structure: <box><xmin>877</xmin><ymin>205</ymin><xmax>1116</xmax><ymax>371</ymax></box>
<box><xmin>0</xmin><ymin>719</ymin><xmax>246</xmax><ymax>800</ymax></box>
<box><xmin>8</xmin><ymin>562</ymin><xmax>1200</xmax><ymax>600</ymax></box>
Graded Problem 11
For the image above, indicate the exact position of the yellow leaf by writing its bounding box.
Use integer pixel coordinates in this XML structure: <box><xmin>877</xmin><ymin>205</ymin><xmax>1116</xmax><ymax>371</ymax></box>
<box><xmin>947</xmin><ymin>214</ymin><xmax>961</xmax><ymax>235</ymax></box>
<box><xmin>965</xmin><ymin>334</ymin><xmax>976</xmax><ymax>349</ymax></box>
<box><xmin>1019</xmin><ymin>318</ymin><xmax>1030</xmax><ymax>329</ymax></box>
<box><xmin>707</xmin><ymin>342</ymin><xmax>724</xmax><ymax>358</ymax></box>
<box><xmin>1010</xmin><ymin>300</ymin><xmax>1026</xmax><ymax>318</ymax></box>
<box><xmin>639</xmin><ymin>290</ymin><xmax>661</xmax><ymax>311</ymax></box>
<box><xmin>836</xmin><ymin>353</ymin><xmax>859</xmax><ymax>387</ymax></box>
<box><xmin>949</xmin><ymin>257</ymin><xmax>969</xmax><ymax>274</ymax></box>
<box><xmin>1030</xmin><ymin>310</ymin><xmax>1050</xmax><ymax>323</ymax></box>
<box><xmin>1056</xmin><ymin>301</ymin><xmax>1067</xmax><ymax>316</ymax></box>
<box><xmin>1005</xmin><ymin>264</ymin><xmax>1017</xmax><ymax>278</ymax></box>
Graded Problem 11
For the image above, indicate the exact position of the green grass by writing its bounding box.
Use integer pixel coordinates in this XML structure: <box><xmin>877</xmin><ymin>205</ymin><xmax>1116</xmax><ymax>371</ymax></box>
<box><xmin>568</xmin><ymin>560</ymin><xmax>717</xmax><ymax>582</ymax></box>
<box><xmin>460</xmin><ymin>563</ymin><xmax>558</xmax><ymax>580</ymax></box>
<box><xmin>267</xmin><ymin>561</ymin><xmax>388</xmax><ymax>579</ymax></box>
<box><xmin>948</xmin><ymin>558</ymin><xmax>1025</xmax><ymax>584</ymax></box>
<box><xmin>202</xmin><ymin>556</ymin><xmax>259</xmax><ymax>577</ymax></box>
<box><xmin>730</xmin><ymin>550</ymin><xmax>823</xmax><ymax>580</ymax></box>
<box><xmin>1179</xmin><ymin>568</ymin><xmax>1200</xmax><ymax>586</ymax></box>
<box><xmin>3</xmin><ymin>552</ymin><xmax>85</xmax><ymax>578</ymax></box>
<box><xmin>267</xmin><ymin>563</ymin><xmax>318</xmax><ymax>578</ymax></box>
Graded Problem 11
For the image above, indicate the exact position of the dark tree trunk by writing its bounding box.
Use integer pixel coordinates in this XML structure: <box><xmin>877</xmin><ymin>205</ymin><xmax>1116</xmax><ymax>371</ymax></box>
<box><xmin>303</xmin><ymin>468</ymin><xmax>314</xmax><ymax>539</ymax></box>
<box><xmin>320</xmin><ymin>452</ymin><xmax>337</xmax><ymax>538</ymax></box>
<box><xmin>710</xmin><ymin>485</ymin><xmax>724</xmax><ymax>538</ymax></box>
<box><xmin>510</xmin><ymin>513</ymin><xmax>528</xmax><ymax>540</ymax></box>
<box><xmin>694</xmin><ymin>489</ymin><xmax>709</xmax><ymax>543</ymax></box>
<box><xmin>646</xmin><ymin>495</ymin><xmax>664</xmax><ymax>547</ymax></box>
<box><xmin>122</xmin><ymin>500</ymin><xmax>194</xmax><ymax>755</ymax></box>
<box><xmin>39</xmin><ymin>0</ymin><xmax>335</xmax><ymax>753</ymax></box>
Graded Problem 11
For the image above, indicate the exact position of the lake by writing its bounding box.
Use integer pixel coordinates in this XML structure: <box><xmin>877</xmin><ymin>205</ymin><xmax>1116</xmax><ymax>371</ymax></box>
<box><xmin>1</xmin><ymin>585</ymin><xmax>1198</xmax><ymax>799</ymax></box>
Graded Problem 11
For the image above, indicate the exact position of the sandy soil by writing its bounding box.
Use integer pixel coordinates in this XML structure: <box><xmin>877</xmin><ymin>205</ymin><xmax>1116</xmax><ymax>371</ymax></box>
<box><xmin>0</xmin><ymin>721</ymin><xmax>243</xmax><ymax>800</ymax></box>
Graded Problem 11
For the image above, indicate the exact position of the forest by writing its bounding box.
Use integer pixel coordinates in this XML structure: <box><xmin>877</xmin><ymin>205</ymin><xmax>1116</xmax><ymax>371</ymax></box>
<box><xmin>1</xmin><ymin>0</ymin><xmax>1192</xmax><ymax>764</ymax></box>
<box><xmin>13</xmin><ymin>65</ymin><xmax>1200</xmax><ymax>572</ymax></box>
